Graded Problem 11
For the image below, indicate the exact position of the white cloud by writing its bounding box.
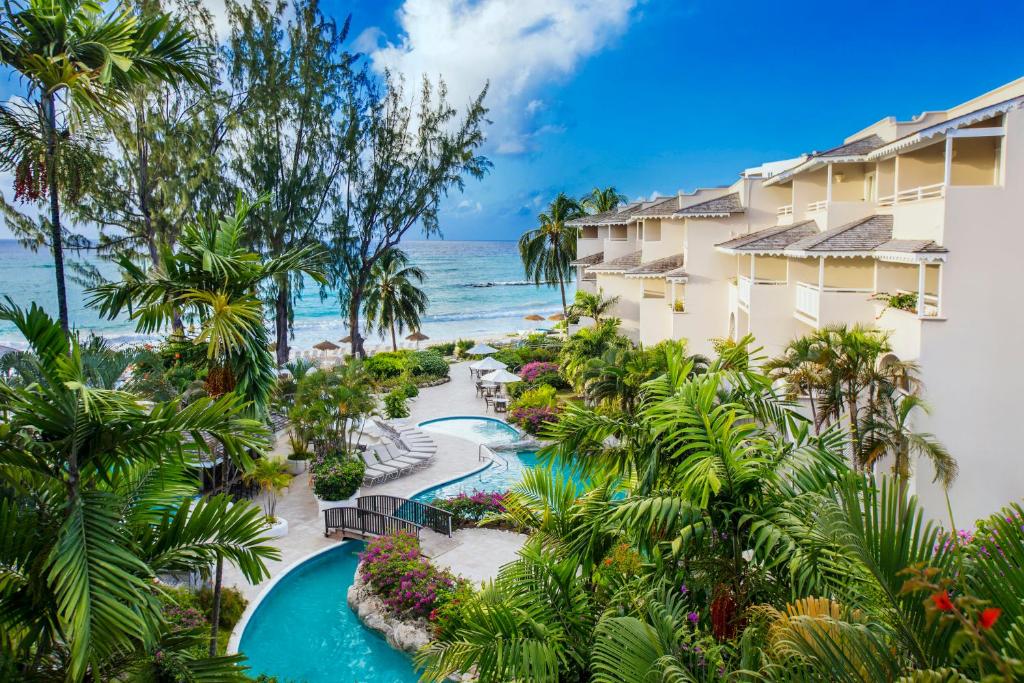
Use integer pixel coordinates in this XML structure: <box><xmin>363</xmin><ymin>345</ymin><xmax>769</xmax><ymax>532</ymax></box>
<box><xmin>370</xmin><ymin>0</ymin><xmax>636</xmax><ymax>155</ymax></box>
<box><xmin>453</xmin><ymin>198</ymin><xmax>483</xmax><ymax>215</ymax></box>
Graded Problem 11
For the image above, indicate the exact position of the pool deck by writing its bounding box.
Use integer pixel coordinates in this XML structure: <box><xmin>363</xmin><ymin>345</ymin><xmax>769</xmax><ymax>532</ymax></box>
<box><xmin>222</xmin><ymin>360</ymin><xmax>527</xmax><ymax>600</ymax></box>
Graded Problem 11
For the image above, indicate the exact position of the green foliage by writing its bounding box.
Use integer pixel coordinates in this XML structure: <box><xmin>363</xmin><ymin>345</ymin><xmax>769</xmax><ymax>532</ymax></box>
<box><xmin>364</xmin><ymin>351</ymin><xmax>407</xmax><ymax>380</ymax></box>
<box><xmin>510</xmin><ymin>384</ymin><xmax>557</xmax><ymax>411</ymax></box>
<box><xmin>289</xmin><ymin>362</ymin><xmax>375</xmax><ymax>454</ymax></box>
<box><xmin>518</xmin><ymin>192</ymin><xmax>584</xmax><ymax>312</ymax></box>
<box><xmin>401</xmin><ymin>381</ymin><xmax>420</xmax><ymax>398</ymax></box>
<box><xmin>427</xmin><ymin>341</ymin><xmax>456</xmax><ymax>356</ymax></box>
<box><xmin>310</xmin><ymin>456</ymin><xmax>365</xmax><ymax>501</ymax></box>
<box><xmin>384</xmin><ymin>389</ymin><xmax>410</xmax><ymax>419</ymax></box>
<box><xmin>455</xmin><ymin>338</ymin><xmax>476</xmax><ymax>357</ymax></box>
<box><xmin>408</xmin><ymin>349</ymin><xmax>449</xmax><ymax>378</ymax></box>
<box><xmin>197</xmin><ymin>586</ymin><xmax>248</xmax><ymax>632</ymax></box>
<box><xmin>364</xmin><ymin>247</ymin><xmax>429</xmax><ymax>350</ymax></box>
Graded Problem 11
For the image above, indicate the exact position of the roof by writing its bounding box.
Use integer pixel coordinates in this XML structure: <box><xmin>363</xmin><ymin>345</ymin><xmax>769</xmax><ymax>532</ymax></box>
<box><xmin>570</xmin><ymin>251</ymin><xmax>604</xmax><ymax>266</ymax></box>
<box><xmin>873</xmin><ymin>239</ymin><xmax>947</xmax><ymax>254</ymax></box>
<box><xmin>673</xmin><ymin>192</ymin><xmax>744</xmax><ymax>217</ymax></box>
<box><xmin>663</xmin><ymin>265</ymin><xmax>689</xmax><ymax>281</ymax></box>
<box><xmin>566</xmin><ymin>208</ymin><xmax>622</xmax><ymax>227</ymax></box>
<box><xmin>632</xmin><ymin>195</ymin><xmax>684</xmax><ymax>218</ymax></box>
<box><xmin>867</xmin><ymin>94</ymin><xmax>1024</xmax><ymax>159</ymax></box>
<box><xmin>587</xmin><ymin>250</ymin><xmax>643</xmax><ymax>273</ymax></box>
<box><xmin>715</xmin><ymin>220</ymin><xmax>819</xmax><ymax>252</ymax></box>
<box><xmin>625</xmin><ymin>253</ymin><xmax>685</xmax><ymax>277</ymax></box>
<box><xmin>787</xmin><ymin>215</ymin><xmax>893</xmax><ymax>252</ymax></box>
<box><xmin>765</xmin><ymin>134</ymin><xmax>888</xmax><ymax>186</ymax></box>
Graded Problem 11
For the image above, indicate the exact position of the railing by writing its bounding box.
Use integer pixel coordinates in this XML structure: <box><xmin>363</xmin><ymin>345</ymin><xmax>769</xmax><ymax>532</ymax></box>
<box><xmin>795</xmin><ymin>282</ymin><xmax>820</xmax><ymax>320</ymax></box>
<box><xmin>357</xmin><ymin>495</ymin><xmax>453</xmax><ymax>537</ymax></box>
<box><xmin>877</xmin><ymin>183</ymin><xmax>945</xmax><ymax>207</ymax></box>
<box><xmin>737</xmin><ymin>276</ymin><xmax>751</xmax><ymax>307</ymax></box>
<box><xmin>323</xmin><ymin>506</ymin><xmax>423</xmax><ymax>539</ymax></box>
<box><xmin>806</xmin><ymin>200</ymin><xmax>828</xmax><ymax>212</ymax></box>
<box><xmin>642</xmin><ymin>290</ymin><xmax>665</xmax><ymax>299</ymax></box>
<box><xmin>777</xmin><ymin>204</ymin><xmax>793</xmax><ymax>216</ymax></box>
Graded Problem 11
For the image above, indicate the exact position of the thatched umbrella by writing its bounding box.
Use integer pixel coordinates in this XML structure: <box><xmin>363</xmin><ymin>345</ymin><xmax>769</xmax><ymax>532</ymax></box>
<box><xmin>523</xmin><ymin>314</ymin><xmax>544</xmax><ymax>321</ymax></box>
<box><xmin>548</xmin><ymin>313</ymin><xmax>565</xmax><ymax>321</ymax></box>
<box><xmin>313</xmin><ymin>340</ymin><xmax>340</xmax><ymax>352</ymax></box>
<box><xmin>339</xmin><ymin>335</ymin><xmax>352</xmax><ymax>343</ymax></box>
<box><xmin>406</xmin><ymin>331</ymin><xmax>429</xmax><ymax>349</ymax></box>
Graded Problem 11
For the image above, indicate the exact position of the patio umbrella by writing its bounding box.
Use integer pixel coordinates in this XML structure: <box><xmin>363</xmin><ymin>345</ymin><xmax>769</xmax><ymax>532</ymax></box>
<box><xmin>481</xmin><ymin>369</ymin><xmax>522</xmax><ymax>384</ymax></box>
<box><xmin>548</xmin><ymin>313</ymin><xmax>565</xmax><ymax>321</ymax></box>
<box><xmin>466</xmin><ymin>342</ymin><xmax>498</xmax><ymax>355</ymax></box>
<box><xmin>523</xmin><ymin>314</ymin><xmax>544</xmax><ymax>321</ymax></box>
<box><xmin>313</xmin><ymin>340</ymin><xmax>340</xmax><ymax>352</ymax></box>
<box><xmin>470</xmin><ymin>356</ymin><xmax>507</xmax><ymax>372</ymax></box>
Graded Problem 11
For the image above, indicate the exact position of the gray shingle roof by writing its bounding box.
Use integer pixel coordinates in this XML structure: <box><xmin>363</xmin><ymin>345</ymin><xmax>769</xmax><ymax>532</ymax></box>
<box><xmin>626</xmin><ymin>253</ymin><xmax>684</xmax><ymax>276</ymax></box>
<box><xmin>788</xmin><ymin>215</ymin><xmax>893</xmax><ymax>252</ymax></box>
<box><xmin>817</xmin><ymin>134</ymin><xmax>887</xmax><ymax>158</ymax></box>
<box><xmin>664</xmin><ymin>265</ymin><xmax>689</xmax><ymax>280</ymax></box>
<box><xmin>588</xmin><ymin>250</ymin><xmax>643</xmax><ymax>273</ymax></box>
<box><xmin>673</xmin><ymin>192</ymin><xmax>744</xmax><ymax>217</ymax></box>
<box><xmin>715</xmin><ymin>220</ymin><xmax>819</xmax><ymax>251</ymax></box>
<box><xmin>581</xmin><ymin>271</ymin><xmax>596</xmax><ymax>282</ymax></box>
<box><xmin>632</xmin><ymin>195</ymin><xmax>683</xmax><ymax>218</ymax></box>
<box><xmin>566</xmin><ymin>208</ymin><xmax>621</xmax><ymax>227</ymax></box>
<box><xmin>570</xmin><ymin>251</ymin><xmax>604</xmax><ymax>266</ymax></box>
<box><xmin>873</xmin><ymin>239</ymin><xmax>948</xmax><ymax>254</ymax></box>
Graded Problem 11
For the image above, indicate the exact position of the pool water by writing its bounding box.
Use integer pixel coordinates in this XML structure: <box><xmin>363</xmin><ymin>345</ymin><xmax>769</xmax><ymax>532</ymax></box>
<box><xmin>417</xmin><ymin>416</ymin><xmax>521</xmax><ymax>446</ymax></box>
<box><xmin>238</xmin><ymin>542</ymin><xmax>417</xmax><ymax>682</ymax></box>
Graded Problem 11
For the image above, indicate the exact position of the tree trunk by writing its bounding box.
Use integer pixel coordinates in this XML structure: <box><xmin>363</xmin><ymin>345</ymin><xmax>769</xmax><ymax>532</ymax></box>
<box><xmin>209</xmin><ymin>556</ymin><xmax>224</xmax><ymax>656</ymax></box>
<box><xmin>348</xmin><ymin>287</ymin><xmax>365</xmax><ymax>358</ymax></box>
<box><xmin>43</xmin><ymin>93</ymin><xmax>69</xmax><ymax>334</ymax></box>
<box><xmin>390</xmin><ymin>320</ymin><xmax>397</xmax><ymax>352</ymax></box>
<box><xmin>275</xmin><ymin>286</ymin><xmax>290</xmax><ymax>366</ymax></box>
<box><xmin>558</xmin><ymin>275</ymin><xmax>568</xmax><ymax>317</ymax></box>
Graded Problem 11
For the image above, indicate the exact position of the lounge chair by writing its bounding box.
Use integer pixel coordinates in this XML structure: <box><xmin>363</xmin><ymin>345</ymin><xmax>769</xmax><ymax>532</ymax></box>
<box><xmin>359</xmin><ymin>450</ymin><xmax>402</xmax><ymax>482</ymax></box>
<box><xmin>382</xmin><ymin>440</ymin><xmax>432</xmax><ymax>462</ymax></box>
<box><xmin>372</xmin><ymin>444</ymin><xmax>425</xmax><ymax>470</ymax></box>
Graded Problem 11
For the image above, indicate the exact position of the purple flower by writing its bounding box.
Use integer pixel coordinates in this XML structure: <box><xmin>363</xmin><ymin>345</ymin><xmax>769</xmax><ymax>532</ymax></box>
<box><xmin>679</xmin><ymin>583</ymin><xmax>688</xmax><ymax>596</ymax></box>
<box><xmin>687</xmin><ymin>611</ymin><xmax>699</xmax><ymax>625</ymax></box>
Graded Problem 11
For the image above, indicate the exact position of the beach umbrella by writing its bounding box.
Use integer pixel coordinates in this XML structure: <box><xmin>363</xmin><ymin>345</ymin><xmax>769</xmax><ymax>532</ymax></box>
<box><xmin>314</xmin><ymin>340</ymin><xmax>340</xmax><ymax>352</ymax></box>
<box><xmin>523</xmin><ymin>314</ymin><xmax>544</xmax><ymax>321</ymax></box>
<box><xmin>339</xmin><ymin>335</ymin><xmax>352</xmax><ymax>343</ymax></box>
<box><xmin>548</xmin><ymin>313</ymin><xmax>565</xmax><ymax>321</ymax></box>
<box><xmin>470</xmin><ymin>356</ymin><xmax>507</xmax><ymax>372</ymax></box>
<box><xmin>481</xmin><ymin>369</ymin><xmax>522</xmax><ymax>384</ymax></box>
<box><xmin>406</xmin><ymin>331</ymin><xmax>429</xmax><ymax>349</ymax></box>
<box><xmin>466</xmin><ymin>342</ymin><xmax>498</xmax><ymax>355</ymax></box>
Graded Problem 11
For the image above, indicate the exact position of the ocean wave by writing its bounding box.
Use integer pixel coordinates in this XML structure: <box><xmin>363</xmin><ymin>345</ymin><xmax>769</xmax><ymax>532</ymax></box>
<box><xmin>462</xmin><ymin>280</ymin><xmax>555</xmax><ymax>288</ymax></box>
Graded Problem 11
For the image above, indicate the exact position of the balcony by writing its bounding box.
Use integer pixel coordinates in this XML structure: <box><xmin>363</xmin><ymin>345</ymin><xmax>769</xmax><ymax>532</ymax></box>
<box><xmin>794</xmin><ymin>281</ymin><xmax>875</xmax><ymax>328</ymax></box>
<box><xmin>737</xmin><ymin>276</ymin><xmax>752</xmax><ymax>308</ymax></box>
<box><xmin>806</xmin><ymin>199</ymin><xmax>828</xmax><ymax>212</ymax></box>
<box><xmin>877</xmin><ymin>182</ymin><xmax>945</xmax><ymax>207</ymax></box>
<box><xmin>777</xmin><ymin>204</ymin><xmax>794</xmax><ymax>217</ymax></box>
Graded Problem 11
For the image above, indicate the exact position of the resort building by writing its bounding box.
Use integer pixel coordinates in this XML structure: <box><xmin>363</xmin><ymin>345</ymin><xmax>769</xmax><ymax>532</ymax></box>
<box><xmin>572</xmin><ymin>77</ymin><xmax>1024</xmax><ymax>523</ymax></box>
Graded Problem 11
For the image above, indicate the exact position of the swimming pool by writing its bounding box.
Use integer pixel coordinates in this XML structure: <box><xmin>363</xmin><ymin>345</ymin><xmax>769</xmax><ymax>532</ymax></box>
<box><xmin>417</xmin><ymin>415</ymin><xmax>521</xmax><ymax>446</ymax></box>
<box><xmin>237</xmin><ymin>542</ymin><xmax>416</xmax><ymax>682</ymax></box>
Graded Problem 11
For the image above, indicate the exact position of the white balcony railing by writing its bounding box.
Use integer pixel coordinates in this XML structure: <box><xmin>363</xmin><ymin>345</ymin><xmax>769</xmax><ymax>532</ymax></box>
<box><xmin>806</xmin><ymin>200</ymin><xmax>828</xmax><ymax>212</ymax></box>
<box><xmin>737</xmin><ymin>276</ymin><xmax>751</xmax><ymax>307</ymax></box>
<box><xmin>795</xmin><ymin>282</ymin><xmax>819</xmax><ymax>320</ymax></box>
<box><xmin>877</xmin><ymin>182</ymin><xmax>945</xmax><ymax>207</ymax></box>
<box><xmin>777</xmin><ymin>204</ymin><xmax>794</xmax><ymax>217</ymax></box>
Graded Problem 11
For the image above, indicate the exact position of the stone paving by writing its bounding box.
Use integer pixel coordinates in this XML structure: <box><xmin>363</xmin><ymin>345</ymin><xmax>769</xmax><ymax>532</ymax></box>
<box><xmin>222</xmin><ymin>360</ymin><xmax>527</xmax><ymax>600</ymax></box>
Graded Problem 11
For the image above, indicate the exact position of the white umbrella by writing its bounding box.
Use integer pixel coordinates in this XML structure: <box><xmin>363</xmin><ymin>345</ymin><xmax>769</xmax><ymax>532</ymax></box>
<box><xmin>481</xmin><ymin>369</ymin><xmax>522</xmax><ymax>384</ymax></box>
<box><xmin>470</xmin><ymin>356</ymin><xmax>507</xmax><ymax>372</ymax></box>
<box><xmin>467</xmin><ymin>342</ymin><xmax>498</xmax><ymax>355</ymax></box>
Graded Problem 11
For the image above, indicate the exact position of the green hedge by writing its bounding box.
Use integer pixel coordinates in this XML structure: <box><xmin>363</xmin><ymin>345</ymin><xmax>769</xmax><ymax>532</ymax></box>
<box><xmin>408</xmin><ymin>350</ymin><xmax>449</xmax><ymax>378</ymax></box>
<box><xmin>311</xmin><ymin>456</ymin><xmax>365</xmax><ymax>500</ymax></box>
<box><xmin>364</xmin><ymin>352</ymin><xmax>407</xmax><ymax>379</ymax></box>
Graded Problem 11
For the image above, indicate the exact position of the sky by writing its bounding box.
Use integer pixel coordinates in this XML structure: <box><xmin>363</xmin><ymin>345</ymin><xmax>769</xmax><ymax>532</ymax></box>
<box><xmin>3</xmin><ymin>0</ymin><xmax>1024</xmax><ymax>241</ymax></box>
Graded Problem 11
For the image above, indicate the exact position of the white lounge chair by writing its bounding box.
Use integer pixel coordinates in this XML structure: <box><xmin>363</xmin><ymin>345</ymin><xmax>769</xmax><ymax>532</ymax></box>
<box><xmin>372</xmin><ymin>444</ymin><xmax>425</xmax><ymax>470</ymax></box>
<box><xmin>359</xmin><ymin>450</ymin><xmax>401</xmax><ymax>482</ymax></box>
<box><xmin>381</xmin><ymin>441</ymin><xmax>432</xmax><ymax>464</ymax></box>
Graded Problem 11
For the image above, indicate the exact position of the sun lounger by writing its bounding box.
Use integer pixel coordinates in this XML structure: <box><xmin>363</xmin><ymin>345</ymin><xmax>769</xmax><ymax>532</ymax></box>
<box><xmin>381</xmin><ymin>441</ymin><xmax>432</xmax><ymax>462</ymax></box>
<box><xmin>359</xmin><ymin>450</ymin><xmax>402</xmax><ymax>482</ymax></box>
<box><xmin>372</xmin><ymin>444</ymin><xmax>425</xmax><ymax>470</ymax></box>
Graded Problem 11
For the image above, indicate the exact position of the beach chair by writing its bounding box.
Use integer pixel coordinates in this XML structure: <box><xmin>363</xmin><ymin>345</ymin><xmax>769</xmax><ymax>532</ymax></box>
<box><xmin>372</xmin><ymin>444</ymin><xmax>424</xmax><ymax>471</ymax></box>
<box><xmin>359</xmin><ymin>450</ymin><xmax>401</xmax><ymax>482</ymax></box>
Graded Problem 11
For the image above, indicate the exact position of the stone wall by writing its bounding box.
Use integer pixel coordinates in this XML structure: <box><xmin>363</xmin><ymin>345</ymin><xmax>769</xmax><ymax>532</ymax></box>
<box><xmin>346</xmin><ymin>562</ymin><xmax>432</xmax><ymax>654</ymax></box>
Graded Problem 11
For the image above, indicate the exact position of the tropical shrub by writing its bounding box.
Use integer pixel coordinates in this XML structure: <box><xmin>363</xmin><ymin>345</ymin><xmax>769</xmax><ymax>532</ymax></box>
<box><xmin>509</xmin><ymin>405</ymin><xmax>561</xmax><ymax>435</ymax></box>
<box><xmin>430</xmin><ymin>490</ymin><xmax>507</xmax><ymax>528</ymax></box>
<box><xmin>384</xmin><ymin>389</ymin><xmax>410</xmax><ymax>419</ymax></box>
<box><xmin>359</xmin><ymin>532</ymin><xmax>467</xmax><ymax>620</ymax></box>
<box><xmin>364</xmin><ymin>351</ymin><xmax>407</xmax><ymax>380</ymax></box>
<box><xmin>427</xmin><ymin>341</ymin><xmax>456</xmax><ymax>356</ymax></box>
<box><xmin>519</xmin><ymin>360</ymin><xmax>559</xmax><ymax>382</ymax></box>
<box><xmin>311</xmin><ymin>456</ymin><xmax>365</xmax><ymax>500</ymax></box>
<box><xmin>401</xmin><ymin>381</ymin><xmax>420</xmax><ymax>398</ymax></box>
<box><xmin>455</xmin><ymin>338</ymin><xmax>475</xmax><ymax>357</ymax></box>
<box><xmin>196</xmin><ymin>586</ymin><xmax>248</xmax><ymax>631</ymax></box>
<box><xmin>408</xmin><ymin>350</ymin><xmax>449</xmax><ymax>378</ymax></box>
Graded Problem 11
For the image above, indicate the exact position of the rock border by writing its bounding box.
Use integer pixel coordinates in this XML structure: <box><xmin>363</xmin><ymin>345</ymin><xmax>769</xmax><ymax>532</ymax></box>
<box><xmin>347</xmin><ymin>561</ymin><xmax>432</xmax><ymax>655</ymax></box>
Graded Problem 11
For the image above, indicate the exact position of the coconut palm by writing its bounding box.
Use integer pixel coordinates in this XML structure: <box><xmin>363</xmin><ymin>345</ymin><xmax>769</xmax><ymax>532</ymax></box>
<box><xmin>567</xmin><ymin>288</ymin><xmax>620</xmax><ymax>324</ymax></box>
<box><xmin>557</xmin><ymin>317</ymin><xmax>629</xmax><ymax>391</ymax></box>
<box><xmin>0</xmin><ymin>300</ymin><xmax>278</xmax><ymax>681</ymax></box>
<box><xmin>765</xmin><ymin>335</ymin><xmax>828</xmax><ymax>433</ymax></box>
<box><xmin>581</xmin><ymin>186</ymin><xmax>627</xmax><ymax>214</ymax></box>
<box><xmin>518</xmin><ymin>192</ymin><xmax>584</xmax><ymax>315</ymax></box>
<box><xmin>243</xmin><ymin>457</ymin><xmax>292</xmax><ymax>522</ymax></box>
<box><xmin>363</xmin><ymin>247</ymin><xmax>428</xmax><ymax>351</ymax></box>
<box><xmin>0</xmin><ymin>0</ymin><xmax>209</xmax><ymax>333</ymax></box>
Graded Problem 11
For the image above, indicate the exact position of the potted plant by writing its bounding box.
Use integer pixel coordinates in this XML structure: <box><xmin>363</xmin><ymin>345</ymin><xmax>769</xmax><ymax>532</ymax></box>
<box><xmin>286</xmin><ymin>429</ymin><xmax>311</xmax><ymax>475</ymax></box>
<box><xmin>243</xmin><ymin>457</ymin><xmax>293</xmax><ymax>538</ymax></box>
<box><xmin>311</xmin><ymin>455</ymin><xmax>366</xmax><ymax>512</ymax></box>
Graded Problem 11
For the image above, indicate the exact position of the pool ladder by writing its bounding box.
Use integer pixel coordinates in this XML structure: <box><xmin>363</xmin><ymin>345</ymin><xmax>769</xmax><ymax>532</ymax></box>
<box><xmin>478</xmin><ymin>442</ymin><xmax>510</xmax><ymax>472</ymax></box>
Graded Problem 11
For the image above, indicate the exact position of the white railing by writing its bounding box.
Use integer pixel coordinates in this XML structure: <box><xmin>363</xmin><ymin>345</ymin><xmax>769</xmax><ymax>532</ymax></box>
<box><xmin>777</xmin><ymin>204</ymin><xmax>793</xmax><ymax>216</ymax></box>
<box><xmin>878</xmin><ymin>183</ymin><xmax>945</xmax><ymax>207</ymax></box>
<box><xmin>795</xmin><ymin>282</ymin><xmax>819</xmax><ymax>320</ymax></box>
<box><xmin>737</xmin><ymin>276</ymin><xmax>751</xmax><ymax>307</ymax></box>
<box><xmin>806</xmin><ymin>200</ymin><xmax>828</xmax><ymax>212</ymax></box>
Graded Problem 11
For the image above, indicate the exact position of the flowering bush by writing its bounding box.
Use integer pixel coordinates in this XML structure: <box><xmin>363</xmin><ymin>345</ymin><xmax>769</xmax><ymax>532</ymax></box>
<box><xmin>311</xmin><ymin>454</ymin><xmax>365</xmax><ymax>500</ymax></box>
<box><xmin>431</xmin><ymin>490</ymin><xmax>506</xmax><ymax>528</ymax></box>
<box><xmin>359</xmin><ymin>532</ymin><xmax>468</xmax><ymax>620</ymax></box>
<box><xmin>509</xmin><ymin>405</ymin><xmax>561</xmax><ymax>435</ymax></box>
<box><xmin>519</xmin><ymin>361</ymin><xmax>559</xmax><ymax>382</ymax></box>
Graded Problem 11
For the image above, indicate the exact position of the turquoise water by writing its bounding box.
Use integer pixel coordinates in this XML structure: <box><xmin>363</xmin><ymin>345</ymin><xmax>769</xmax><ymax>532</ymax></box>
<box><xmin>0</xmin><ymin>239</ymin><xmax>572</xmax><ymax>349</ymax></box>
<box><xmin>417</xmin><ymin>416</ymin><xmax>521</xmax><ymax>445</ymax></box>
<box><xmin>237</xmin><ymin>542</ymin><xmax>418</xmax><ymax>682</ymax></box>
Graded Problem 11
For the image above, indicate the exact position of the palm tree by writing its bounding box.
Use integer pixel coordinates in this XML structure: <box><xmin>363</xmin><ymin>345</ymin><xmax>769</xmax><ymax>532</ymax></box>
<box><xmin>363</xmin><ymin>247</ymin><xmax>428</xmax><ymax>351</ymax></box>
<box><xmin>558</xmin><ymin>317</ymin><xmax>629</xmax><ymax>391</ymax></box>
<box><xmin>765</xmin><ymin>335</ymin><xmax>828</xmax><ymax>433</ymax></box>
<box><xmin>88</xmin><ymin>194</ymin><xmax>324</xmax><ymax>653</ymax></box>
<box><xmin>567</xmin><ymin>288</ymin><xmax>620</xmax><ymax>324</ymax></box>
<box><xmin>0</xmin><ymin>0</ymin><xmax>209</xmax><ymax>333</ymax></box>
<box><xmin>519</xmin><ymin>192</ymin><xmax>584</xmax><ymax>315</ymax></box>
<box><xmin>0</xmin><ymin>300</ymin><xmax>278</xmax><ymax>681</ymax></box>
<box><xmin>581</xmin><ymin>186</ymin><xmax>627</xmax><ymax>214</ymax></box>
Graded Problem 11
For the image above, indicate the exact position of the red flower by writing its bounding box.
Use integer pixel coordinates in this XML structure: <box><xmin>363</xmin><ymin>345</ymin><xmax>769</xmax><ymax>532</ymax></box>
<box><xmin>931</xmin><ymin>591</ymin><xmax>954</xmax><ymax>612</ymax></box>
<box><xmin>978</xmin><ymin>607</ymin><xmax>1001</xmax><ymax>629</ymax></box>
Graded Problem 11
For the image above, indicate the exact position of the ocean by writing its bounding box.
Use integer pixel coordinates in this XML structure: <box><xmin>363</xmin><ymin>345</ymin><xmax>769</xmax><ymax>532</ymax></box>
<box><xmin>0</xmin><ymin>239</ymin><xmax>573</xmax><ymax>352</ymax></box>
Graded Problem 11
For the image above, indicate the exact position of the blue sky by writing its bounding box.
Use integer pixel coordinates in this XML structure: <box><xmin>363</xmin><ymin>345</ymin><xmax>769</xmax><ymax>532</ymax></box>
<box><xmin>3</xmin><ymin>0</ymin><xmax>1024</xmax><ymax>241</ymax></box>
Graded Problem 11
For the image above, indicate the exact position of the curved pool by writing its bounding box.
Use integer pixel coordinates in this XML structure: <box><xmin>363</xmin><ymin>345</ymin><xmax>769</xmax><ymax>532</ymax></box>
<box><xmin>417</xmin><ymin>415</ymin><xmax>521</xmax><ymax>445</ymax></box>
<box><xmin>237</xmin><ymin>542</ymin><xmax>417</xmax><ymax>682</ymax></box>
